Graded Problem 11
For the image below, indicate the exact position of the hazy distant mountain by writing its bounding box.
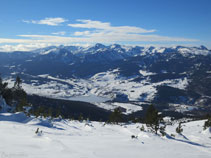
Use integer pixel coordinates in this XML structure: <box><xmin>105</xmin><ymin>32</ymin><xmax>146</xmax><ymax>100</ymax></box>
<box><xmin>1</xmin><ymin>44</ymin><xmax>211</xmax><ymax>116</ymax></box>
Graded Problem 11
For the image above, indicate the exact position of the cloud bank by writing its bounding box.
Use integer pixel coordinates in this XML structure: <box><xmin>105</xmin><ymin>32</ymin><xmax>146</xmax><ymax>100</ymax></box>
<box><xmin>0</xmin><ymin>19</ymin><xmax>199</xmax><ymax>51</ymax></box>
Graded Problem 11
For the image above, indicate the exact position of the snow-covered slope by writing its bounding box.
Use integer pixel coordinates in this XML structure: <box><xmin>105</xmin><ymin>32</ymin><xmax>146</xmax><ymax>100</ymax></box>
<box><xmin>0</xmin><ymin>113</ymin><xmax>210</xmax><ymax>158</ymax></box>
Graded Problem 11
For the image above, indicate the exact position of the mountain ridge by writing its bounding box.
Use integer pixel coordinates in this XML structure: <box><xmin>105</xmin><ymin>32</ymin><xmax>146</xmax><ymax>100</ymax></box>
<box><xmin>0</xmin><ymin>44</ymin><xmax>211</xmax><ymax>117</ymax></box>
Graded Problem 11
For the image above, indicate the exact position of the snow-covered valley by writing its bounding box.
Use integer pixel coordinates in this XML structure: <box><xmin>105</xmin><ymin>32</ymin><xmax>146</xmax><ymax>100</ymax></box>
<box><xmin>0</xmin><ymin>113</ymin><xmax>210</xmax><ymax>158</ymax></box>
<box><xmin>1</xmin><ymin>0</ymin><xmax>211</xmax><ymax>157</ymax></box>
<box><xmin>1</xmin><ymin>44</ymin><xmax>211</xmax><ymax>117</ymax></box>
<box><xmin>5</xmin><ymin>70</ymin><xmax>190</xmax><ymax>115</ymax></box>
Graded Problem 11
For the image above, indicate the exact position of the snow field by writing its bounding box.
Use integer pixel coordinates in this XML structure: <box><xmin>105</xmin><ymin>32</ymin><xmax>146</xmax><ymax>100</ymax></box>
<box><xmin>0</xmin><ymin>113</ymin><xmax>211</xmax><ymax>158</ymax></box>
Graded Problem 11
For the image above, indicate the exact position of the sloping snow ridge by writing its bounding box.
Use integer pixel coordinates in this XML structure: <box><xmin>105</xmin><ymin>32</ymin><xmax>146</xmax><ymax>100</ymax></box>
<box><xmin>0</xmin><ymin>113</ymin><xmax>210</xmax><ymax>158</ymax></box>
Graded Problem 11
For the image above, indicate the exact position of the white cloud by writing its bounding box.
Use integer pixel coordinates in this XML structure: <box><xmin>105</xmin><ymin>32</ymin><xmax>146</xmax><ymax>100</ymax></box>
<box><xmin>52</xmin><ymin>31</ymin><xmax>66</xmax><ymax>35</ymax></box>
<box><xmin>0</xmin><ymin>43</ymin><xmax>53</xmax><ymax>52</ymax></box>
<box><xmin>74</xmin><ymin>31</ymin><xmax>90</xmax><ymax>36</ymax></box>
<box><xmin>17</xmin><ymin>34</ymin><xmax>197</xmax><ymax>43</ymax></box>
<box><xmin>0</xmin><ymin>33</ymin><xmax>197</xmax><ymax>46</ymax></box>
<box><xmin>68</xmin><ymin>19</ymin><xmax>156</xmax><ymax>34</ymax></box>
<box><xmin>23</xmin><ymin>17</ymin><xmax>67</xmax><ymax>26</ymax></box>
<box><xmin>67</xmin><ymin>19</ymin><xmax>197</xmax><ymax>43</ymax></box>
<box><xmin>0</xmin><ymin>19</ymin><xmax>200</xmax><ymax>51</ymax></box>
<box><xmin>0</xmin><ymin>43</ymin><xmax>92</xmax><ymax>52</ymax></box>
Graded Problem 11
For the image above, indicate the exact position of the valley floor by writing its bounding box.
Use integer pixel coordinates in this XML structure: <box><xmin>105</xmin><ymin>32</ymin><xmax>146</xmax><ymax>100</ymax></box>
<box><xmin>0</xmin><ymin>113</ymin><xmax>211</xmax><ymax>158</ymax></box>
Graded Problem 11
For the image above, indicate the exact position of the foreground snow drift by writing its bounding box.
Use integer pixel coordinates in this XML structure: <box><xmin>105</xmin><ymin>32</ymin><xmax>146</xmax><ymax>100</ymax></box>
<box><xmin>0</xmin><ymin>113</ymin><xmax>211</xmax><ymax>158</ymax></box>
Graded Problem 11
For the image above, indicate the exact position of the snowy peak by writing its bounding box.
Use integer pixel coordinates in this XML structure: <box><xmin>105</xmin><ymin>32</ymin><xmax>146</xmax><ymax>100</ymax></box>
<box><xmin>110</xmin><ymin>44</ymin><xmax>121</xmax><ymax>49</ymax></box>
<box><xmin>95</xmin><ymin>43</ymin><xmax>107</xmax><ymax>49</ymax></box>
<box><xmin>30</xmin><ymin>44</ymin><xmax>211</xmax><ymax>58</ymax></box>
<box><xmin>40</xmin><ymin>48</ymin><xmax>61</xmax><ymax>55</ymax></box>
<box><xmin>84</xmin><ymin>43</ymin><xmax>108</xmax><ymax>54</ymax></box>
<box><xmin>176</xmin><ymin>46</ymin><xmax>210</xmax><ymax>56</ymax></box>
<box><xmin>198</xmin><ymin>45</ymin><xmax>208</xmax><ymax>50</ymax></box>
<box><xmin>32</xmin><ymin>46</ymin><xmax>58</xmax><ymax>54</ymax></box>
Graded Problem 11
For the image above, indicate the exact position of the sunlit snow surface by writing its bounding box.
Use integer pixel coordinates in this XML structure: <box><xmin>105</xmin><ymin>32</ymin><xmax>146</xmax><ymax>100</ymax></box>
<box><xmin>0</xmin><ymin>113</ymin><xmax>211</xmax><ymax>158</ymax></box>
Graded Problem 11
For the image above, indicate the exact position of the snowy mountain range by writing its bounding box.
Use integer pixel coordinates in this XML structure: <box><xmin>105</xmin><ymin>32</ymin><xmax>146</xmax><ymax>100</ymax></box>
<box><xmin>0</xmin><ymin>44</ymin><xmax>211</xmax><ymax>117</ymax></box>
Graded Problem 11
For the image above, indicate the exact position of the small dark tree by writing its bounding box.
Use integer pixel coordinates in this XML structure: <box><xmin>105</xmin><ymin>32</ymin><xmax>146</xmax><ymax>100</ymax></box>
<box><xmin>1</xmin><ymin>87</ymin><xmax>13</xmax><ymax>105</ymax></box>
<box><xmin>12</xmin><ymin>76</ymin><xmax>30</xmax><ymax>112</ymax></box>
<box><xmin>54</xmin><ymin>108</ymin><xmax>62</xmax><ymax>118</ymax></box>
<box><xmin>14</xmin><ymin>76</ymin><xmax>22</xmax><ymax>89</ymax></box>
<box><xmin>145</xmin><ymin>104</ymin><xmax>162</xmax><ymax>134</ymax></box>
<box><xmin>109</xmin><ymin>107</ymin><xmax>123</xmax><ymax>124</ymax></box>
<box><xmin>78</xmin><ymin>113</ymin><xmax>84</xmax><ymax>122</ymax></box>
<box><xmin>34</xmin><ymin>108</ymin><xmax>40</xmax><ymax>118</ymax></box>
<box><xmin>204</xmin><ymin>117</ymin><xmax>211</xmax><ymax>130</ymax></box>
<box><xmin>35</xmin><ymin>128</ymin><xmax>39</xmax><ymax>134</ymax></box>
<box><xmin>13</xmin><ymin>89</ymin><xmax>28</xmax><ymax>111</ymax></box>
<box><xmin>0</xmin><ymin>80</ymin><xmax>8</xmax><ymax>94</ymax></box>
<box><xmin>176</xmin><ymin>122</ymin><xmax>183</xmax><ymax>134</ymax></box>
<box><xmin>0</xmin><ymin>76</ymin><xmax>13</xmax><ymax>105</ymax></box>
<box><xmin>140</xmin><ymin>125</ymin><xmax>145</xmax><ymax>132</ymax></box>
<box><xmin>47</xmin><ymin>108</ymin><xmax>53</xmax><ymax>117</ymax></box>
<box><xmin>160</xmin><ymin>125</ymin><xmax>166</xmax><ymax>136</ymax></box>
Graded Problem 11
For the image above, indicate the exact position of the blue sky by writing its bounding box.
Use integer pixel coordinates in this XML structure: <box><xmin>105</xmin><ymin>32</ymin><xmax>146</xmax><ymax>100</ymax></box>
<box><xmin>0</xmin><ymin>0</ymin><xmax>210</xmax><ymax>51</ymax></box>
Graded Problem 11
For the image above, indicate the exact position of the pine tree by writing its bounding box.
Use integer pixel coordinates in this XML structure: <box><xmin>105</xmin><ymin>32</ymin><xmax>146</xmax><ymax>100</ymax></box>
<box><xmin>176</xmin><ymin>122</ymin><xmax>183</xmax><ymax>134</ymax></box>
<box><xmin>0</xmin><ymin>75</ymin><xmax>13</xmax><ymax>105</ymax></box>
<box><xmin>47</xmin><ymin>108</ymin><xmax>53</xmax><ymax>117</ymax></box>
<box><xmin>160</xmin><ymin>125</ymin><xmax>166</xmax><ymax>136</ymax></box>
<box><xmin>109</xmin><ymin>107</ymin><xmax>123</xmax><ymax>124</ymax></box>
<box><xmin>78</xmin><ymin>113</ymin><xmax>84</xmax><ymax>122</ymax></box>
<box><xmin>145</xmin><ymin>104</ymin><xmax>162</xmax><ymax>134</ymax></box>
<box><xmin>140</xmin><ymin>125</ymin><xmax>145</xmax><ymax>131</ymax></box>
<box><xmin>12</xmin><ymin>76</ymin><xmax>30</xmax><ymax>112</ymax></box>
<box><xmin>14</xmin><ymin>76</ymin><xmax>22</xmax><ymax>89</ymax></box>
<box><xmin>204</xmin><ymin>116</ymin><xmax>211</xmax><ymax>130</ymax></box>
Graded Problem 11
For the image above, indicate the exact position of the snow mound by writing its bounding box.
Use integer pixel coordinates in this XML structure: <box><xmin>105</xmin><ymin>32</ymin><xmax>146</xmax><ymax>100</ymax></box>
<box><xmin>0</xmin><ymin>112</ymin><xmax>31</xmax><ymax>123</ymax></box>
